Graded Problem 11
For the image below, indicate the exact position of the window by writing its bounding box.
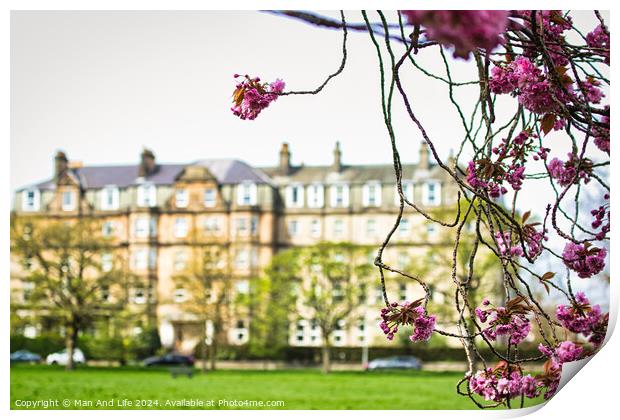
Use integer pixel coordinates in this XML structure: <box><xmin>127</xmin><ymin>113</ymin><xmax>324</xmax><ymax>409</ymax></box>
<box><xmin>330</xmin><ymin>184</ymin><xmax>349</xmax><ymax>208</ymax></box>
<box><xmin>399</xmin><ymin>283</ymin><xmax>407</xmax><ymax>301</ymax></box>
<box><xmin>132</xmin><ymin>288</ymin><xmax>147</xmax><ymax>304</ymax></box>
<box><xmin>398</xmin><ymin>252</ymin><xmax>408</xmax><ymax>268</ymax></box>
<box><xmin>307</xmin><ymin>184</ymin><xmax>324</xmax><ymax>208</ymax></box>
<box><xmin>132</xmin><ymin>249</ymin><xmax>148</xmax><ymax>270</ymax></box>
<box><xmin>137</xmin><ymin>184</ymin><xmax>157</xmax><ymax>207</ymax></box>
<box><xmin>311</xmin><ymin>219</ymin><xmax>321</xmax><ymax>238</ymax></box>
<box><xmin>288</xmin><ymin>219</ymin><xmax>299</xmax><ymax>236</ymax></box>
<box><xmin>363</xmin><ymin>182</ymin><xmax>382</xmax><ymax>207</ymax></box>
<box><xmin>366</xmin><ymin>218</ymin><xmax>377</xmax><ymax>235</ymax></box>
<box><xmin>101</xmin><ymin>286</ymin><xmax>110</xmax><ymax>302</ymax></box>
<box><xmin>235</xmin><ymin>280</ymin><xmax>249</xmax><ymax>295</ymax></box>
<box><xmin>395</xmin><ymin>182</ymin><xmax>414</xmax><ymax>205</ymax></box>
<box><xmin>332</xmin><ymin>283</ymin><xmax>344</xmax><ymax>302</ymax></box>
<box><xmin>251</xmin><ymin>215</ymin><xmax>259</xmax><ymax>235</ymax></box>
<box><xmin>237</xmin><ymin>181</ymin><xmax>257</xmax><ymax>206</ymax></box>
<box><xmin>22</xmin><ymin>189</ymin><xmax>40</xmax><ymax>211</ymax></box>
<box><xmin>174</xmin><ymin>251</ymin><xmax>188</xmax><ymax>271</ymax></box>
<box><xmin>334</xmin><ymin>219</ymin><xmax>344</xmax><ymax>236</ymax></box>
<box><xmin>399</xmin><ymin>218</ymin><xmax>410</xmax><ymax>236</ymax></box>
<box><xmin>148</xmin><ymin>248</ymin><xmax>157</xmax><ymax>269</ymax></box>
<box><xmin>173</xmin><ymin>288</ymin><xmax>187</xmax><ymax>303</ymax></box>
<box><xmin>101</xmin><ymin>186</ymin><xmax>120</xmax><ymax>210</ymax></box>
<box><xmin>427</xmin><ymin>223</ymin><xmax>437</xmax><ymax>238</ymax></box>
<box><xmin>175</xmin><ymin>189</ymin><xmax>188</xmax><ymax>208</ymax></box>
<box><xmin>235</xmin><ymin>217</ymin><xmax>248</xmax><ymax>235</ymax></box>
<box><xmin>101</xmin><ymin>253</ymin><xmax>113</xmax><ymax>272</ymax></box>
<box><xmin>134</xmin><ymin>217</ymin><xmax>155</xmax><ymax>238</ymax></box>
<box><xmin>296</xmin><ymin>320</ymin><xmax>306</xmax><ymax>343</ymax></box>
<box><xmin>204</xmin><ymin>188</ymin><xmax>216</xmax><ymax>207</ymax></box>
<box><xmin>422</xmin><ymin>181</ymin><xmax>441</xmax><ymax>206</ymax></box>
<box><xmin>102</xmin><ymin>221</ymin><xmax>115</xmax><ymax>237</ymax></box>
<box><xmin>203</xmin><ymin>217</ymin><xmax>220</xmax><ymax>234</ymax></box>
<box><xmin>174</xmin><ymin>217</ymin><xmax>188</xmax><ymax>238</ymax></box>
<box><xmin>234</xmin><ymin>249</ymin><xmax>249</xmax><ymax>269</ymax></box>
<box><xmin>286</xmin><ymin>184</ymin><xmax>304</xmax><ymax>207</ymax></box>
<box><xmin>61</xmin><ymin>191</ymin><xmax>75</xmax><ymax>211</ymax></box>
<box><xmin>22</xmin><ymin>282</ymin><xmax>34</xmax><ymax>301</ymax></box>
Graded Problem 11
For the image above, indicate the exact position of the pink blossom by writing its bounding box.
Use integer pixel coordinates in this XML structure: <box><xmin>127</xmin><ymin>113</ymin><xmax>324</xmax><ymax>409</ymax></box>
<box><xmin>586</xmin><ymin>24</ymin><xmax>610</xmax><ymax>65</ymax></box>
<box><xmin>476</xmin><ymin>302</ymin><xmax>531</xmax><ymax>345</ymax></box>
<box><xmin>231</xmin><ymin>75</ymin><xmax>285</xmax><ymax>120</ymax></box>
<box><xmin>379</xmin><ymin>300</ymin><xmax>436</xmax><ymax>342</ymax></box>
<box><xmin>401</xmin><ymin>10</ymin><xmax>509</xmax><ymax>59</ymax></box>
<box><xmin>562</xmin><ymin>242</ymin><xmax>606</xmax><ymax>278</ymax></box>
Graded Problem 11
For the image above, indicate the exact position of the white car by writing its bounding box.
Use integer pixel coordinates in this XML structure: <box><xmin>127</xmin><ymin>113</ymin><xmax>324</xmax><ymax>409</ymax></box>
<box><xmin>46</xmin><ymin>348</ymin><xmax>86</xmax><ymax>365</ymax></box>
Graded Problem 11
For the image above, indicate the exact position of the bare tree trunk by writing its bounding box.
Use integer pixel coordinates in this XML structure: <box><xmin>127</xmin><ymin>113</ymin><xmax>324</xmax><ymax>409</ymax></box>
<box><xmin>201</xmin><ymin>323</ymin><xmax>208</xmax><ymax>373</ymax></box>
<box><xmin>321</xmin><ymin>335</ymin><xmax>331</xmax><ymax>374</ymax></box>
<box><xmin>209</xmin><ymin>338</ymin><xmax>218</xmax><ymax>371</ymax></box>
<box><xmin>65</xmin><ymin>322</ymin><xmax>78</xmax><ymax>371</ymax></box>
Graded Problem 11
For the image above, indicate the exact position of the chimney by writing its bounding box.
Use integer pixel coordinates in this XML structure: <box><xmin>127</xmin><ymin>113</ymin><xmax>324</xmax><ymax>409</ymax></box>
<box><xmin>279</xmin><ymin>142</ymin><xmax>292</xmax><ymax>175</ymax></box>
<box><xmin>139</xmin><ymin>148</ymin><xmax>157</xmax><ymax>177</ymax></box>
<box><xmin>418</xmin><ymin>141</ymin><xmax>430</xmax><ymax>170</ymax></box>
<box><xmin>332</xmin><ymin>141</ymin><xmax>342</xmax><ymax>173</ymax></box>
<box><xmin>54</xmin><ymin>150</ymin><xmax>68</xmax><ymax>182</ymax></box>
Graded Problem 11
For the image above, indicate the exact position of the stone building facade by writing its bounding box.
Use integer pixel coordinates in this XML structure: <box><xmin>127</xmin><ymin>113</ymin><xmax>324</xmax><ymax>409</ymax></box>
<box><xmin>11</xmin><ymin>142</ymin><xmax>459</xmax><ymax>353</ymax></box>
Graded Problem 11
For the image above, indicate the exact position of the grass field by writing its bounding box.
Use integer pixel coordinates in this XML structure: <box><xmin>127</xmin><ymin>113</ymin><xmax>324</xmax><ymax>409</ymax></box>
<box><xmin>10</xmin><ymin>365</ymin><xmax>545</xmax><ymax>410</ymax></box>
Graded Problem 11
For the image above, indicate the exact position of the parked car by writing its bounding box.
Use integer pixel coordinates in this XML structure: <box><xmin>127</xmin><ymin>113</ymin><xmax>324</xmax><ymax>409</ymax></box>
<box><xmin>143</xmin><ymin>353</ymin><xmax>194</xmax><ymax>367</ymax></box>
<box><xmin>10</xmin><ymin>350</ymin><xmax>42</xmax><ymax>363</ymax></box>
<box><xmin>366</xmin><ymin>356</ymin><xmax>422</xmax><ymax>371</ymax></box>
<box><xmin>46</xmin><ymin>348</ymin><xmax>86</xmax><ymax>366</ymax></box>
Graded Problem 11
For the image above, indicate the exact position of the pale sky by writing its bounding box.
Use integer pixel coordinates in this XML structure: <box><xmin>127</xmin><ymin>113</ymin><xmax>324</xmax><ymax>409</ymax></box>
<box><xmin>11</xmin><ymin>10</ymin><xmax>605</xmax><ymax>189</ymax></box>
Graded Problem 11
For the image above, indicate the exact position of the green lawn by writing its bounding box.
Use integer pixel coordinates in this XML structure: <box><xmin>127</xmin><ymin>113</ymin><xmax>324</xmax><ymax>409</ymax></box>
<box><xmin>10</xmin><ymin>365</ymin><xmax>544</xmax><ymax>410</ymax></box>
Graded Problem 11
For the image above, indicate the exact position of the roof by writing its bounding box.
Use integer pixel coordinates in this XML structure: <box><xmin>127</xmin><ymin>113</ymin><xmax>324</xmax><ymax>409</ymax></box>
<box><xmin>20</xmin><ymin>159</ymin><xmax>272</xmax><ymax>192</ymax></box>
<box><xmin>259</xmin><ymin>163</ymin><xmax>445</xmax><ymax>184</ymax></box>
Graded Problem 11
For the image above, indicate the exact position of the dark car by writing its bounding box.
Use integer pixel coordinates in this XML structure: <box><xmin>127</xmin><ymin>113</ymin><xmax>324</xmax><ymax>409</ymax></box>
<box><xmin>366</xmin><ymin>356</ymin><xmax>422</xmax><ymax>371</ymax></box>
<box><xmin>143</xmin><ymin>353</ymin><xmax>194</xmax><ymax>367</ymax></box>
<box><xmin>10</xmin><ymin>350</ymin><xmax>42</xmax><ymax>363</ymax></box>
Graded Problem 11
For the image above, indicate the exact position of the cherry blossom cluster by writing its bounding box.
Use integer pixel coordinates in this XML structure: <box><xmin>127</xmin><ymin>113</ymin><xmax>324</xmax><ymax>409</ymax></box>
<box><xmin>556</xmin><ymin>292</ymin><xmax>608</xmax><ymax>346</ymax></box>
<box><xmin>401</xmin><ymin>10</ymin><xmax>508</xmax><ymax>59</ymax></box>
<box><xmin>379</xmin><ymin>300</ymin><xmax>436</xmax><ymax>342</ymax></box>
<box><xmin>586</xmin><ymin>24</ymin><xmax>610</xmax><ymax>65</ymax></box>
<box><xmin>467</xmin><ymin>130</ymin><xmax>548</xmax><ymax>199</ymax></box>
<box><xmin>562</xmin><ymin>242</ymin><xmax>607</xmax><ymax>278</ymax></box>
<box><xmin>469</xmin><ymin>362</ymin><xmax>540</xmax><ymax>402</ymax></box>
<box><xmin>489</xmin><ymin>56</ymin><xmax>570</xmax><ymax>115</ymax></box>
<box><xmin>475</xmin><ymin>298</ymin><xmax>531</xmax><ymax>345</ymax></box>
<box><xmin>594</xmin><ymin>107</ymin><xmax>610</xmax><ymax>154</ymax></box>
<box><xmin>230</xmin><ymin>75</ymin><xmax>285</xmax><ymax>120</ymax></box>
<box><xmin>538</xmin><ymin>341</ymin><xmax>583</xmax><ymax>364</ymax></box>
<box><xmin>512</xmin><ymin>11</ymin><xmax>573</xmax><ymax>67</ymax></box>
<box><xmin>547</xmin><ymin>153</ymin><xmax>592</xmax><ymax>187</ymax></box>
<box><xmin>590</xmin><ymin>194</ymin><xmax>610</xmax><ymax>241</ymax></box>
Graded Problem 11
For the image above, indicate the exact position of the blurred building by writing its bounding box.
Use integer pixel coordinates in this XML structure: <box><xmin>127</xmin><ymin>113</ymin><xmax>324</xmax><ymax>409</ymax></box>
<box><xmin>11</xmin><ymin>142</ymin><xmax>460</xmax><ymax>353</ymax></box>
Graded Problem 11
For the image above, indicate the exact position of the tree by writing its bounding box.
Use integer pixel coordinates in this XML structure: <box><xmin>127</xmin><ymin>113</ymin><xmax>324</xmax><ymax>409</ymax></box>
<box><xmin>299</xmin><ymin>242</ymin><xmax>373</xmax><ymax>373</ymax></box>
<box><xmin>245</xmin><ymin>250</ymin><xmax>299</xmax><ymax>360</ymax></box>
<box><xmin>232</xmin><ymin>10</ymin><xmax>610</xmax><ymax>408</ymax></box>
<box><xmin>172</xmin><ymin>244</ymin><xmax>230</xmax><ymax>371</ymax></box>
<box><xmin>10</xmin><ymin>215</ymin><xmax>127</xmax><ymax>370</ymax></box>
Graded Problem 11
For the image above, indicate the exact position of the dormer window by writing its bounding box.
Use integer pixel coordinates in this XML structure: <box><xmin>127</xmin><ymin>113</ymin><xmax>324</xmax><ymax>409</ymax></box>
<box><xmin>307</xmin><ymin>183</ymin><xmax>324</xmax><ymax>208</ymax></box>
<box><xmin>422</xmin><ymin>181</ymin><xmax>442</xmax><ymax>206</ymax></box>
<box><xmin>22</xmin><ymin>189</ymin><xmax>40</xmax><ymax>211</ymax></box>
<box><xmin>330</xmin><ymin>183</ymin><xmax>349</xmax><ymax>208</ymax></box>
<box><xmin>62</xmin><ymin>191</ymin><xmax>75</xmax><ymax>211</ymax></box>
<box><xmin>204</xmin><ymin>188</ymin><xmax>216</xmax><ymax>207</ymax></box>
<box><xmin>101</xmin><ymin>186</ymin><xmax>120</xmax><ymax>210</ymax></box>
<box><xmin>237</xmin><ymin>181</ymin><xmax>257</xmax><ymax>206</ymax></box>
<box><xmin>175</xmin><ymin>189</ymin><xmax>188</xmax><ymax>208</ymax></box>
<box><xmin>363</xmin><ymin>181</ymin><xmax>382</xmax><ymax>207</ymax></box>
<box><xmin>286</xmin><ymin>184</ymin><xmax>304</xmax><ymax>208</ymax></box>
<box><xmin>137</xmin><ymin>184</ymin><xmax>157</xmax><ymax>207</ymax></box>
